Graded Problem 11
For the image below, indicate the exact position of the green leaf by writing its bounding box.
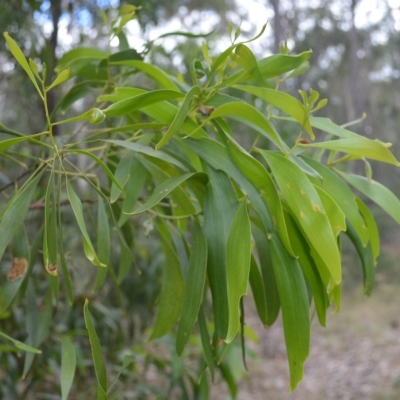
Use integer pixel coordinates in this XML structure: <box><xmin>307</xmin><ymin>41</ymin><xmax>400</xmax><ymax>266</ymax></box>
<box><xmin>110</xmin><ymin>153</ymin><xmax>133</xmax><ymax>203</ymax></box>
<box><xmin>128</xmin><ymin>172</ymin><xmax>206</xmax><ymax>215</ymax></box>
<box><xmin>110</xmin><ymin>60</ymin><xmax>180</xmax><ymax>90</ymax></box>
<box><xmin>226</xmin><ymin>138</ymin><xmax>295</xmax><ymax>256</ymax></box>
<box><xmin>184</xmin><ymin>137</ymin><xmax>274</xmax><ymax>235</ymax></box>
<box><xmin>284</xmin><ymin>211</ymin><xmax>328</xmax><ymax>327</ymax></box>
<box><xmin>314</xmin><ymin>185</ymin><xmax>346</xmax><ymax>237</ymax></box>
<box><xmin>270</xmin><ymin>235</ymin><xmax>310</xmax><ymax>392</ymax></box>
<box><xmin>47</xmin><ymin>67</ymin><xmax>70</xmax><ymax>91</ymax></box>
<box><xmin>0</xmin><ymin>132</ymin><xmax>46</xmax><ymax>153</ymax></box>
<box><xmin>346</xmin><ymin>221</ymin><xmax>375</xmax><ymax>295</ymax></box>
<box><xmin>234</xmin><ymin>85</ymin><xmax>314</xmax><ymax>139</ymax></box>
<box><xmin>66</xmin><ymin>179</ymin><xmax>105</xmax><ymax>267</ymax></box>
<box><xmin>43</xmin><ymin>168</ymin><xmax>58</xmax><ymax>276</ymax></box>
<box><xmin>118</xmin><ymin>157</ymin><xmax>147</xmax><ymax>227</ymax></box>
<box><xmin>232</xmin><ymin>44</ymin><xmax>264</xmax><ymax>86</ymax></box>
<box><xmin>356</xmin><ymin>198</ymin><xmax>380</xmax><ymax>262</ymax></box>
<box><xmin>219</xmin><ymin>362</ymin><xmax>237</xmax><ymax>399</ymax></box>
<box><xmin>156</xmin><ymin>86</ymin><xmax>200</xmax><ymax>149</ymax></box>
<box><xmin>303</xmin><ymin>157</ymin><xmax>369</xmax><ymax>246</ymax></box>
<box><xmin>223</xmin><ymin>51</ymin><xmax>312</xmax><ymax>86</ymax></box>
<box><xmin>0</xmin><ymin>331</ymin><xmax>41</xmax><ymax>354</ymax></box>
<box><xmin>282</xmin><ymin>61</ymin><xmax>310</xmax><ymax>81</ymax></box>
<box><xmin>249</xmin><ymin>256</ymin><xmax>268</xmax><ymax>326</ymax></box>
<box><xmin>56</xmin><ymin>47</ymin><xmax>109</xmax><ymax>72</ymax></box>
<box><xmin>83</xmin><ymin>299</ymin><xmax>108</xmax><ymax>399</ymax></box>
<box><xmin>54</xmin><ymin>80</ymin><xmax>105</xmax><ymax>114</ymax></box>
<box><xmin>259</xmin><ymin>151</ymin><xmax>341</xmax><ymax>285</ymax></box>
<box><xmin>103</xmin><ymin>89</ymin><xmax>184</xmax><ymax>117</ymax></box>
<box><xmin>94</xmin><ymin>196</ymin><xmax>111</xmax><ymax>291</ymax></box>
<box><xmin>60</xmin><ymin>337</ymin><xmax>76</xmax><ymax>400</ymax></box>
<box><xmin>225</xmin><ymin>200</ymin><xmax>251</xmax><ymax>343</ymax></box>
<box><xmin>3</xmin><ymin>32</ymin><xmax>43</xmax><ymax>98</ymax></box>
<box><xmin>302</xmin><ymin>138</ymin><xmax>400</xmax><ymax>166</ymax></box>
<box><xmin>176</xmin><ymin>221</ymin><xmax>207</xmax><ymax>355</ymax></box>
<box><xmin>337</xmin><ymin>171</ymin><xmax>400</xmax><ymax>225</ymax></box>
<box><xmin>203</xmin><ymin>165</ymin><xmax>239</xmax><ymax>339</ymax></box>
<box><xmin>107</xmin><ymin>140</ymin><xmax>187</xmax><ymax>171</ymax></box>
<box><xmin>67</xmin><ymin>149</ymin><xmax>125</xmax><ymax>195</ymax></box>
<box><xmin>149</xmin><ymin>224</ymin><xmax>185</xmax><ymax>340</ymax></box>
<box><xmin>252</xmin><ymin>224</ymin><xmax>280</xmax><ymax>326</ymax></box>
<box><xmin>0</xmin><ymin>170</ymin><xmax>43</xmax><ymax>262</ymax></box>
<box><xmin>190</xmin><ymin>102</ymin><xmax>285</xmax><ymax>151</ymax></box>
<box><xmin>198</xmin><ymin>308</ymin><xmax>214</xmax><ymax>380</ymax></box>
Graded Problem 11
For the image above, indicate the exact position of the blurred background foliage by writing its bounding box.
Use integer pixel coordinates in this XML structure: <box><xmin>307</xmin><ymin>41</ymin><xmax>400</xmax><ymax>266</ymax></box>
<box><xmin>1</xmin><ymin>0</ymin><xmax>400</xmax><ymax>398</ymax></box>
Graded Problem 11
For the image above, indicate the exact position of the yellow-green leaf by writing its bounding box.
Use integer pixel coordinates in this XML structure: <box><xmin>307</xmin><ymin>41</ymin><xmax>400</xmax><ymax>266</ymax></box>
<box><xmin>260</xmin><ymin>151</ymin><xmax>341</xmax><ymax>285</ymax></box>
<box><xmin>225</xmin><ymin>200</ymin><xmax>251</xmax><ymax>343</ymax></box>
<box><xmin>47</xmin><ymin>67</ymin><xmax>70</xmax><ymax>91</ymax></box>
<box><xmin>60</xmin><ymin>337</ymin><xmax>76</xmax><ymax>400</ymax></box>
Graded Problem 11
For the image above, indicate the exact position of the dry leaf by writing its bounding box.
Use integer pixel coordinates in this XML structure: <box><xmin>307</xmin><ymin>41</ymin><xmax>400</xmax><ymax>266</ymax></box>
<box><xmin>7</xmin><ymin>257</ymin><xmax>28</xmax><ymax>281</ymax></box>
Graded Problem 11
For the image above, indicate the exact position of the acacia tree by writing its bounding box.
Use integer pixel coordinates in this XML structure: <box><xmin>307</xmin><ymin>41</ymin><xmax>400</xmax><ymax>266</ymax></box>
<box><xmin>1</xmin><ymin>6</ymin><xmax>400</xmax><ymax>398</ymax></box>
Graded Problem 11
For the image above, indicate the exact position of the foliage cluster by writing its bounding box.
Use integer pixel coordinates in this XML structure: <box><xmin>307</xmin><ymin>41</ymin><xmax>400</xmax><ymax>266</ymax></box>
<box><xmin>1</xmin><ymin>6</ymin><xmax>400</xmax><ymax>399</ymax></box>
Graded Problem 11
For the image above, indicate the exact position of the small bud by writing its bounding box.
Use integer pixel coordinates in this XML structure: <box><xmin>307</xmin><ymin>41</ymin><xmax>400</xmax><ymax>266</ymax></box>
<box><xmin>88</xmin><ymin>108</ymin><xmax>106</xmax><ymax>124</ymax></box>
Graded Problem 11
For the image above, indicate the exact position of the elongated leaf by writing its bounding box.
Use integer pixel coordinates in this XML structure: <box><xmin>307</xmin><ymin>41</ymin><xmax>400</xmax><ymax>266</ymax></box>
<box><xmin>226</xmin><ymin>138</ymin><xmax>295</xmax><ymax>256</ymax></box>
<box><xmin>83</xmin><ymin>299</ymin><xmax>108</xmax><ymax>399</ymax></box>
<box><xmin>303</xmin><ymin>157</ymin><xmax>369</xmax><ymax>246</ymax></box>
<box><xmin>252</xmin><ymin>224</ymin><xmax>280</xmax><ymax>326</ymax></box>
<box><xmin>67</xmin><ymin>149</ymin><xmax>125</xmax><ymax>195</ymax></box>
<box><xmin>107</xmin><ymin>140</ymin><xmax>187</xmax><ymax>171</ymax></box>
<box><xmin>203</xmin><ymin>165</ymin><xmax>239</xmax><ymax>339</ymax></box>
<box><xmin>223</xmin><ymin>51</ymin><xmax>312</xmax><ymax>86</ymax></box>
<box><xmin>270</xmin><ymin>235</ymin><xmax>310</xmax><ymax>391</ymax></box>
<box><xmin>314</xmin><ymin>185</ymin><xmax>346</xmax><ymax>237</ymax></box>
<box><xmin>149</xmin><ymin>225</ymin><xmax>185</xmax><ymax>340</ymax></box>
<box><xmin>111</xmin><ymin>60</ymin><xmax>180</xmax><ymax>90</ymax></box>
<box><xmin>284</xmin><ymin>211</ymin><xmax>328</xmax><ymax>327</ymax></box>
<box><xmin>337</xmin><ymin>171</ymin><xmax>400</xmax><ymax>225</ymax></box>
<box><xmin>225</xmin><ymin>200</ymin><xmax>251</xmax><ymax>343</ymax></box>
<box><xmin>184</xmin><ymin>137</ymin><xmax>274</xmax><ymax>235</ymax></box>
<box><xmin>346</xmin><ymin>222</ymin><xmax>375</xmax><ymax>295</ymax></box>
<box><xmin>302</xmin><ymin>138</ymin><xmax>400</xmax><ymax>166</ymax></box>
<box><xmin>56</xmin><ymin>47</ymin><xmax>109</xmax><ymax>72</ymax></box>
<box><xmin>260</xmin><ymin>151</ymin><xmax>341</xmax><ymax>284</ymax></box>
<box><xmin>249</xmin><ymin>256</ymin><xmax>268</xmax><ymax>326</ymax></box>
<box><xmin>128</xmin><ymin>172</ymin><xmax>206</xmax><ymax>215</ymax></box>
<box><xmin>60</xmin><ymin>337</ymin><xmax>76</xmax><ymax>400</ymax></box>
<box><xmin>232</xmin><ymin>44</ymin><xmax>264</xmax><ymax>86</ymax></box>
<box><xmin>0</xmin><ymin>331</ymin><xmax>41</xmax><ymax>354</ymax></box>
<box><xmin>190</xmin><ymin>102</ymin><xmax>285</xmax><ymax>150</ymax></box>
<box><xmin>103</xmin><ymin>89</ymin><xmax>184</xmax><ymax>117</ymax></box>
<box><xmin>94</xmin><ymin>196</ymin><xmax>110</xmax><ymax>291</ymax></box>
<box><xmin>47</xmin><ymin>67</ymin><xmax>70</xmax><ymax>91</ymax></box>
<box><xmin>0</xmin><ymin>171</ymin><xmax>43</xmax><ymax>262</ymax></box>
<box><xmin>234</xmin><ymin>85</ymin><xmax>313</xmax><ymax>138</ymax></box>
<box><xmin>118</xmin><ymin>158</ymin><xmax>147</xmax><ymax>226</ymax></box>
<box><xmin>66</xmin><ymin>179</ymin><xmax>105</xmax><ymax>267</ymax></box>
<box><xmin>4</xmin><ymin>32</ymin><xmax>43</xmax><ymax>98</ymax></box>
<box><xmin>198</xmin><ymin>308</ymin><xmax>214</xmax><ymax>380</ymax></box>
<box><xmin>176</xmin><ymin>221</ymin><xmax>208</xmax><ymax>355</ymax></box>
<box><xmin>110</xmin><ymin>153</ymin><xmax>133</xmax><ymax>203</ymax></box>
<box><xmin>356</xmin><ymin>198</ymin><xmax>380</xmax><ymax>262</ymax></box>
<box><xmin>156</xmin><ymin>86</ymin><xmax>200</xmax><ymax>149</ymax></box>
<box><xmin>54</xmin><ymin>80</ymin><xmax>105</xmax><ymax>114</ymax></box>
<box><xmin>43</xmin><ymin>169</ymin><xmax>58</xmax><ymax>276</ymax></box>
<box><xmin>0</xmin><ymin>132</ymin><xmax>45</xmax><ymax>153</ymax></box>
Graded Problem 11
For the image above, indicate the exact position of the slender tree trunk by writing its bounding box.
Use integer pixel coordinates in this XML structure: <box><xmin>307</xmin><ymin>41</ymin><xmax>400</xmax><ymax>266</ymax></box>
<box><xmin>349</xmin><ymin>0</ymin><xmax>364</xmax><ymax>120</ymax></box>
<box><xmin>270</xmin><ymin>0</ymin><xmax>283</xmax><ymax>53</ymax></box>
<box><xmin>47</xmin><ymin>0</ymin><xmax>62</xmax><ymax>134</ymax></box>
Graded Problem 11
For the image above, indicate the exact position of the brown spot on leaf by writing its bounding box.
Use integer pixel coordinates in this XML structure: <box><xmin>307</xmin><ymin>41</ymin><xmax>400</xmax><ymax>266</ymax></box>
<box><xmin>7</xmin><ymin>257</ymin><xmax>28</xmax><ymax>281</ymax></box>
<box><xmin>47</xmin><ymin>264</ymin><xmax>58</xmax><ymax>276</ymax></box>
<box><xmin>198</xmin><ymin>105</ymin><xmax>215</xmax><ymax>116</ymax></box>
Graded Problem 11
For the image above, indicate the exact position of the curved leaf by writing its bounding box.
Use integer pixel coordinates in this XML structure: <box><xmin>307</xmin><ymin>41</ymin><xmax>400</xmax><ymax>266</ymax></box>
<box><xmin>176</xmin><ymin>221</ymin><xmax>208</xmax><ymax>355</ymax></box>
<box><xmin>225</xmin><ymin>200</ymin><xmax>251</xmax><ymax>343</ymax></box>
<box><xmin>260</xmin><ymin>151</ymin><xmax>341</xmax><ymax>285</ymax></box>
